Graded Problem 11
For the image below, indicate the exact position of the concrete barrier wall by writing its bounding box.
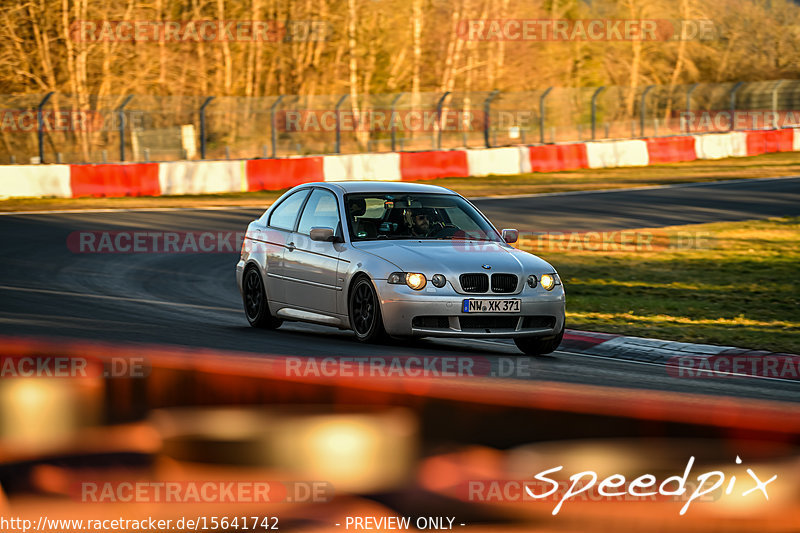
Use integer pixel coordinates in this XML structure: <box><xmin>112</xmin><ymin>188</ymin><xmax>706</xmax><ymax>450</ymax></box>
<box><xmin>71</xmin><ymin>163</ymin><xmax>160</xmax><ymax>198</ymax></box>
<box><xmin>158</xmin><ymin>160</ymin><xmax>245</xmax><ymax>195</ymax></box>
<box><xmin>694</xmin><ymin>132</ymin><xmax>749</xmax><ymax>160</ymax></box>
<box><xmin>2</xmin><ymin>128</ymin><xmax>799</xmax><ymax>199</ymax></box>
<box><xmin>585</xmin><ymin>140</ymin><xmax>650</xmax><ymax>169</ymax></box>
<box><xmin>322</xmin><ymin>153</ymin><xmax>402</xmax><ymax>181</ymax></box>
<box><xmin>464</xmin><ymin>147</ymin><xmax>523</xmax><ymax>177</ymax></box>
<box><xmin>0</xmin><ymin>165</ymin><xmax>72</xmax><ymax>198</ymax></box>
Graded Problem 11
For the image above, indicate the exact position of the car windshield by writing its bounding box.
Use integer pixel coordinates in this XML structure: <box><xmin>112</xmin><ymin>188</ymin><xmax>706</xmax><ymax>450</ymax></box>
<box><xmin>344</xmin><ymin>193</ymin><xmax>503</xmax><ymax>242</ymax></box>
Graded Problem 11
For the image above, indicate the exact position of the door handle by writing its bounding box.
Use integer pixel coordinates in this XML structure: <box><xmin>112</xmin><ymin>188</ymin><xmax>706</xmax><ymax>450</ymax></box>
<box><xmin>286</xmin><ymin>242</ymin><xmax>296</xmax><ymax>252</ymax></box>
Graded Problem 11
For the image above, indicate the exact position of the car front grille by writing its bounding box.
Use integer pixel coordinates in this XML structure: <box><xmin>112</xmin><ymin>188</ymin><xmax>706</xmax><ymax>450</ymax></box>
<box><xmin>459</xmin><ymin>273</ymin><xmax>518</xmax><ymax>293</ymax></box>
<box><xmin>460</xmin><ymin>273</ymin><xmax>489</xmax><ymax>293</ymax></box>
<box><xmin>459</xmin><ymin>316</ymin><xmax>520</xmax><ymax>330</ymax></box>
<box><xmin>522</xmin><ymin>316</ymin><xmax>556</xmax><ymax>329</ymax></box>
<box><xmin>491</xmin><ymin>273</ymin><xmax>518</xmax><ymax>293</ymax></box>
<box><xmin>410</xmin><ymin>315</ymin><xmax>556</xmax><ymax>332</ymax></box>
<box><xmin>412</xmin><ymin>316</ymin><xmax>451</xmax><ymax>329</ymax></box>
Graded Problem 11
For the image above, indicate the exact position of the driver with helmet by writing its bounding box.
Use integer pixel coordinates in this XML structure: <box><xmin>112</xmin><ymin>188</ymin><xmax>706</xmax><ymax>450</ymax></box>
<box><xmin>404</xmin><ymin>207</ymin><xmax>437</xmax><ymax>237</ymax></box>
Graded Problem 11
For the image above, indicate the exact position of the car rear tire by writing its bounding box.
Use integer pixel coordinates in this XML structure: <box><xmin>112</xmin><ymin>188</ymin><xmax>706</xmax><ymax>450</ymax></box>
<box><xmin>243</xmin><ymin>266</ymin><xmax>282</xmax><ymax>329</ymax></box>
<box><xmin>349</xmin><ymin>276</ymin><xmax>388</xmax><ymax>343</ymax></box>
<box><xmin>513</xmin><ymin>326</ymin><xmax>564</xmax><ymax>355</ymax></box>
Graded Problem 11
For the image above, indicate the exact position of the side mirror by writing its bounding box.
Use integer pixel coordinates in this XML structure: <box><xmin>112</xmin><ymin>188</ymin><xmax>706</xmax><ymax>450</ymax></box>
<box><xmin>310</xmin><ymin>227</ymin><xmax>336</xmax><ymax>242</ymax></box>
<box><xmin>502</xmin><ymin>229</ymin><xmax>519</xmax><ymax>244</ymax></box>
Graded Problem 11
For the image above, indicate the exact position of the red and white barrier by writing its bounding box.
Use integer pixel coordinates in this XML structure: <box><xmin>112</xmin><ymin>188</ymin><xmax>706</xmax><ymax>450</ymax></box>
<box><xmin>71</xmin><ymin>163</ymin><xmax>160</xmax><ymax>198</ymax></box>
<box><xmin>322</xmin><ymin>153</ymin><xmax>402</xmax><ymax>181</ymax></box>
<box><xmin>3</xmin><ymin>129</ymin><xmax>800</xmax><ymax>199</ymax></box>
<box><xmin>246</xmin><ymin>156</ymin><xmax>323</xmax><ymax>191</ymax></box>
<box><xmin>158</xmin><ymin>160</ymin><xmax>245</xmax><ymax>195</ymax></box>
<box><xmin>399</xmin><ymin>150</ymin><xmax>469</xmax><ymax>181</ymax></box>
<box><xmin>464</xmin><ymin>147</ymin><xmax>524</xmax><ymax>176</ymax></box>
<box><xmin>585</xmin><ymin>140</ymin><xmax>649</xmax><ymax>168</ymax></box>
<box><xmin>528</xmin><ymin>143</ymin><xmax>588</xmax><ymax>172</ymax></box>
<box><xmin>645</xmin><ymin>136</ymin><xmax>696</xmax><ymax>164</ymax></box>
<box><xmin>694</xmin><ymin>132</ymin><xmax>748</xmax><ymax>160</ymax></box>
<box><xmin>0</xmin><ymin>164</ymin><xmax>72</xmax><ymax>198</ymax></box>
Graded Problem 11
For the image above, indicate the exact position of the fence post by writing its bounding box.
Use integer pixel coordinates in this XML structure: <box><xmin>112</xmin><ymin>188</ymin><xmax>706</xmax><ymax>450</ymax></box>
<box><xmin>37</xmin><ymin>92</ymin><xmax>55</xmax><ymax>164</ymax></box>
<box><xmin>639</xmin><ymin>85</ymin><xmax>655</xmax><ymax>138</ymax></box>
<box><xmin>270</xmin><ymin>95</ymin><xmax>284</xmax><ymax>158</ymax></box>
<box><xmin>199</xmin><ymin>96</ymin><xmax>215</xmax><ymax>160</ymax></box>
<box><xmin>334</xmin><ymin>94</ymin><xmax>348</xmax><ymax>154</ymax></box>
<box><xmin>390</xmin><ymin>94</ymin><xmax>403</xmax><ymax>152</ymax></box>
<box><xmin>483</xmin><ymin>90</ymin><xmax>499</xmax><ymax>148</ymax></box>
<box><xmin>539</xmin><ymin>87</ymin><xmax>553</xmax><ymax>144</ymax></box>
<box><xmin>729</xmin><ymin>81</ymin><xmax>744</xmax><ymax>131</ymax></box>
<box><xmin>771</xmin><ymin>80</ymin><xmax>786</xmax><ymax>130</ymax></box>
<box><xmin>117</xmin><ymin>95</ymin><xmax>134</xmax><ymax>161</ymax></box>
<box><xmin>684</xmin><ymin>83</ymin><xmax>699</xmax><ymax>133</ymax></box>
<box><xmin>436</xmin><ymin>91</ymin><xmax>452</xmax><ymax>150</ymax></box>
<box><xmin>591</xmin><ymin>86</ymin><xmax>605</xmax><ymax>140</ymax></box>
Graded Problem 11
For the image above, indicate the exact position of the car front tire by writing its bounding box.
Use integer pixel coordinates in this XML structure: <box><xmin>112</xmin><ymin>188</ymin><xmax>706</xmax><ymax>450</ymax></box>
<box><xmin>513</xmin><ymin>326</ymin><xmax>564</xmax><ymax>355</ymax></box>
<box><xmin>349</xmin><ymin>275</ymin><xmax>388</xmax><ymax>343</ymax></box>
<box><xmin>243</xmin><ymin>266</ymin><xmax>282</xmax><ymax>329</ymax></box>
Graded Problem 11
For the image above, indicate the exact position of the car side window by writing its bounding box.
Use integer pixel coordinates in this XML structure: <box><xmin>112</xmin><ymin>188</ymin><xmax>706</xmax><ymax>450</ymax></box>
<box><xmin>297</xmin><ymin>189</ymin><xmax>341</xmax><ymax>235</ymax></box>
<box><xmin>268</xmin><ymin>189</ymin><xmax>310</xmax><ymax>230</ymax></box>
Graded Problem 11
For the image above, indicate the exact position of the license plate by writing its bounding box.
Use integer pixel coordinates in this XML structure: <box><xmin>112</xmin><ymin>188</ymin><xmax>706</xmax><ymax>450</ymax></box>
<box><xmin>462</xmin><ymin>299</ymin><xmax>521</xmax><ymax>313</ymax></box>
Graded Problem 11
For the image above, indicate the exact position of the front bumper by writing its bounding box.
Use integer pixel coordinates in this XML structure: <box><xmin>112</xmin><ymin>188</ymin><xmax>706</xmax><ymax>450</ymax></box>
<box><xmin>235</xmin><ymin>260</ymin><xmax>246</xmax><ymax>294</ymax></box>
<box><xmin>376</xmin><ymin>280</ymin><xmax>565</xmax><ymax>338</ymax></box>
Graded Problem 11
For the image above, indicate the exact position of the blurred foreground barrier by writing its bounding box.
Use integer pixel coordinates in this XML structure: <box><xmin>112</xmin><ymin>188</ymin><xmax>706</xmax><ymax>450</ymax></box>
<box><xmin>1</xmin><ymin>335</ymin><xmax>799</xmax><ymax>532</ymax></box>
<box><xmin>0</xmin><ymin>335</ymin><xmax>799</xmax><ymax>443</ymax></box>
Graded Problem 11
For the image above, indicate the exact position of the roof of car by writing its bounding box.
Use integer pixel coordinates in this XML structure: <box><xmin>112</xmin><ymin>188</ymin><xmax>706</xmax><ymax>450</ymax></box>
<box><xmin>304</xmin><ymin>181</ymin><xmax>458</xmax><ymax>195</ymax></box>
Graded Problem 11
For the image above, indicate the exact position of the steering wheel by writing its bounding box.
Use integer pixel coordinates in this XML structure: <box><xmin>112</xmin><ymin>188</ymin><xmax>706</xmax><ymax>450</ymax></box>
<box><xmin>428</xmin><ymin>223</ymin><xmax>459</xmax><ymax>238</ymax></box>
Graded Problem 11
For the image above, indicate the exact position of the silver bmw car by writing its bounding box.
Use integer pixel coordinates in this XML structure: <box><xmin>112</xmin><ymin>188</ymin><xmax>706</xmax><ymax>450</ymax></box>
<box><xmin>236</xmin><ymin>181</ymin><xmax>565</xmax><ymax>355</ymax></box>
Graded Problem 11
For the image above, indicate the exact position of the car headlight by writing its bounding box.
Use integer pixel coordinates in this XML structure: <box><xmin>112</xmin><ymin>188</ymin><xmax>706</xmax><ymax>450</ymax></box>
<box><xmin>540</xmin><ymin>273</ymin><xmax>556</xmax><ymax>291</ymax></box>
<box><xmin>388</xmin><ymin>272</ymin><xmax>427</xmax><ymax>290</ymax></box>
<box><xmin>527</xmin><ymin>275</ymin><xmax>538</xmax><ymax>288</ymax></box>
<box><xmin>431</xmin><ymin>274</ymin><xmax>447</xmax><ymax>288</ymax></box>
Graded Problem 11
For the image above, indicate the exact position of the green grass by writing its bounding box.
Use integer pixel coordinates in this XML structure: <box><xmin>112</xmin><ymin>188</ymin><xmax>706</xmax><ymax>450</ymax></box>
<box><xmin>520</xmin><ymin>217</ymin><xmax>800</xmax><ymax>353</ymax></box>
<box><xmin>3</xmin><ymin>151</ymin><xmax>800</xmax><ymax>211</ymax></box>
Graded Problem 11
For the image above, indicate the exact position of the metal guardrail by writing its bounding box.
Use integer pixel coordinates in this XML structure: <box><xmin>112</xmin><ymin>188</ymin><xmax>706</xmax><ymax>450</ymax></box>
<box><xmin>2</xmin><ymin>80</ymin><xmax>799</xmax><ymax>164</ymax></box>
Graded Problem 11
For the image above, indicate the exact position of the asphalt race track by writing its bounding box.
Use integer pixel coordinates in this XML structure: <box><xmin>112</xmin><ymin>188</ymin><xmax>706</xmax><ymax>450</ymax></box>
<box><xmin>472</xmin><ymin>175</ymin><xmax>800</xmax><ymax>231</ymax></box>
<box><xmin>1</xmin><ymin>177</ymin><xmax>799</xmax><ymax>403</ymax></box>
